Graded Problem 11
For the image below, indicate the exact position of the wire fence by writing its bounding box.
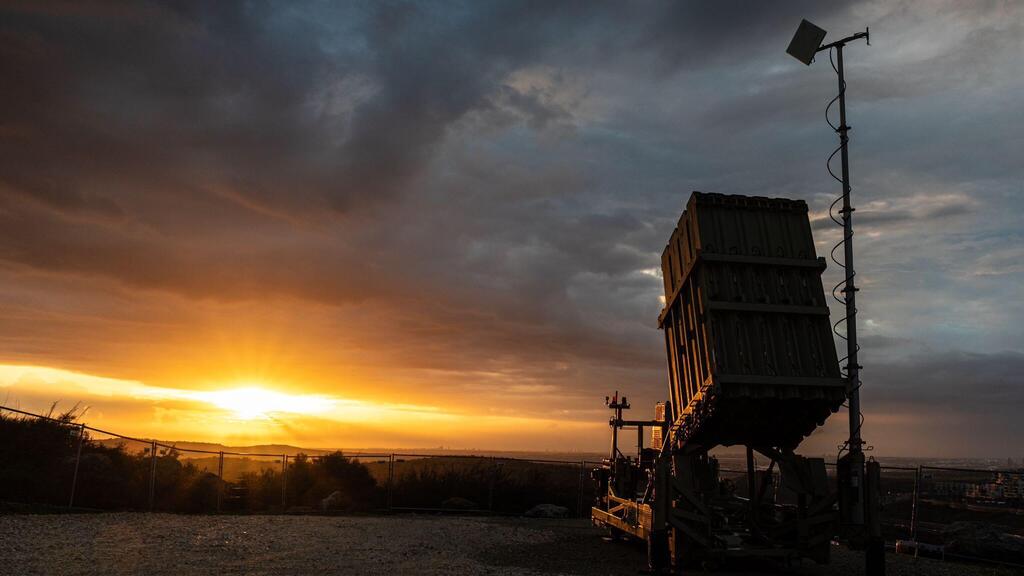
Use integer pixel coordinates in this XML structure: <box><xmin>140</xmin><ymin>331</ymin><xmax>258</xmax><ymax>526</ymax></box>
<box><xmin>0</xmin><ymin>405</ymin><xmax>600</xmax><ymax>517</ymax></box>
<box><xmin>3</xmin><ymin>403</ymin><xmax>1024</xmax><ymax>563</ymax></box>
<box><xmin>717</xmin><ymin>460</ymin><xmax>1024</xmax><ymax>567</ymax></box>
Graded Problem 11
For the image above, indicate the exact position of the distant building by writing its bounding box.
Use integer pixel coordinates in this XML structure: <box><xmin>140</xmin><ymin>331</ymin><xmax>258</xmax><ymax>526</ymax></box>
<box><xmin>963</xmin><ymin>472</ymin><xmax>1024</xmax><ymax>504</ymax></box>
<box><xmin>931</xmin><ymin>480</ymin><xmax>970</xmax><ymax>498</ymax></box>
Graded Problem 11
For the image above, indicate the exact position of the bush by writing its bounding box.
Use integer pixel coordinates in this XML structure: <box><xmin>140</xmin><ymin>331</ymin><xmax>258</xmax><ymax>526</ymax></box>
<box><xmin>0</xmin><ymin>410</ymin><xmax>380</xmax><ymax>514</ymax></box>
<box><xmin>252</xmin><ymin>451</ymin><xmax>381</xmax><ymax>512</ymax></box>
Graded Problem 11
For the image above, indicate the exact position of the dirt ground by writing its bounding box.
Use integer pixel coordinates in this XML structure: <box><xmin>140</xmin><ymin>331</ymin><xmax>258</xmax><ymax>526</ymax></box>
<box><xmin>0</xmin><ymin>513</ymin><xmax>1019</xmax><ymax>576</ymax></box>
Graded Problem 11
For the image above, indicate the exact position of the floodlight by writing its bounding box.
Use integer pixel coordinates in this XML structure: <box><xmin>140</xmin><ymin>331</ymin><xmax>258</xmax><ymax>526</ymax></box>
<box><xmin>786</xmin><ymin>19</ymin><xmax>827</xmax><ymax>65</ymax></box>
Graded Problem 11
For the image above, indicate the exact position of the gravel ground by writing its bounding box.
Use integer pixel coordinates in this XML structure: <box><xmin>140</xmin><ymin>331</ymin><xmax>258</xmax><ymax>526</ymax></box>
<box><xmin>0</xmin><ymin>513</ymin><xmax>1020</xmax><ymax>576</ymax></box>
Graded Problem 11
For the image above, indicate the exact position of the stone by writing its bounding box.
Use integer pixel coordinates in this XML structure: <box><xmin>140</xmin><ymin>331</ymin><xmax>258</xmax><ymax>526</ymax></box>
<box><xmin>440</xmin><ymin>497</ymin><xmax>477</xmax><ymax>510</ymax></box>
<box><xmin>320</xmin><ymin>491</ymin><xmax>349</xmax><ymax>511</ymax></box>
<box><xmin>524</xmin><ymin>504</ymin><xmax>569</xmax><ymax>518</ymax></box>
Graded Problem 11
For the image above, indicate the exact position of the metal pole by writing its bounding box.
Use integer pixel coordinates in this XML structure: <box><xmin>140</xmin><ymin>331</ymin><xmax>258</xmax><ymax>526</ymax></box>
<box><xmin>148</xmin><ymin>441</ymin><xmax>157</xmax><ymax>511</ymax></box>
<box><xmin>577</xmin><ymin>460</ymin><xmax>585</xmax><ymax>518</ymax></box>
<box><xmin>487</xmin><ymin>457</ymin><xmax>496</xmax><ymax>512</ymax></box>
<box><xmin>216</xmin><ymin>451</ymin><xmax>224</xmax><ymax>513</ymax></box>
<box><xmin>910</xmin><ymin>465</ymin><xmax>921</xmax><ymax>541</ymax></box>
<box><xmin>68</xmin><ymin>423</ymin><xmax>85</xmax><ymax>509</ymax></box>
<box><xmin>611</xmin><ymin>410</ymin><xmax>619</xmax><ymax>460</ymax></box>
<box><xmin>836</xmin><ymin>40</ymin><xmax>885</xmax><ymax>575</ymax></box>
<box><xmin>387</xmin><ymin>453</ymin><xmax>395</xmax><ymax>510</ymax></box>
<box><xmin>746</xmin><ymin>447</ymin><xmax>756</xmax><ymax>514</ymax></box>
<box><xmin>865</xmin><ymin>461</ymin><xmax>884</xmax><ymax>574</ymax></box>
<box><xmin>836</xmin><ymin>43</ymin><xmax>865</xmax><ymax>527</ymax></box>
<box><xmin>281</xmin><ymin>454</ymin><xmax>288</xmax><ymax>509</ymax></box>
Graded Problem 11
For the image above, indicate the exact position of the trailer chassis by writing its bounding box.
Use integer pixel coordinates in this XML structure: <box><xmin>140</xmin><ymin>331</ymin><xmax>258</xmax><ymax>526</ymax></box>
<box><xmin>592</xmin><ymin>401</ymin><xmax>846</xmax><ymax>572</ymax></box>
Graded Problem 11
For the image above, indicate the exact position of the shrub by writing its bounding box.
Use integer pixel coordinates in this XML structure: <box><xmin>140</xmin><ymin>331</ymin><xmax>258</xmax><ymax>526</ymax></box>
<box><xmin>0</xmin><ymin>410</ymin><xmax>379</xmax><ymax>514</ymax></box>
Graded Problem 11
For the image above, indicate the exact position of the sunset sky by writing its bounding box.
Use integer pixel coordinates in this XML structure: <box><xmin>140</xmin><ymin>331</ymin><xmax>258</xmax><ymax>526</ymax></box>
<box><xmin>1</xmin><ymin>1</ymin><xmax>1021</xmax><ymax>457</ymax></box>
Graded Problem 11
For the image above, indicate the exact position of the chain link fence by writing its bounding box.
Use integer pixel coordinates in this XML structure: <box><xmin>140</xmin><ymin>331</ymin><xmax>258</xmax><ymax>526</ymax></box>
<box><xmin>720</xmin><ymin>458</ymin><xmax>1024</xmax><ymax>567</ymax></box>
<box><xmin>3</xmin><ymin>404</ymin><xmax>1023</xmax><ymax>566</ymax></box>
<box><xmin>0</xmin><ymin>405</ymin><xmax>598</xmax><ymax>517</ymax></box>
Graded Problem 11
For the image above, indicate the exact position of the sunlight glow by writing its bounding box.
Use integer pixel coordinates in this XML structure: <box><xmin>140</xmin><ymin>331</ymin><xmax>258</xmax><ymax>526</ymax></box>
<box><xmin>191</xmin><ymin>386</ymin><xmax>335</xmax><ymax>420</ymax></box>
<box><xmin>0</xmin><ymin>364</ymin><xmax>601</xmax><ymax>449</ymax></box>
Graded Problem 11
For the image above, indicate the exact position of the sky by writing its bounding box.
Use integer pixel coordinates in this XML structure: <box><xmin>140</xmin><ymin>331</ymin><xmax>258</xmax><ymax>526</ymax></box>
<box><xmin>0</xmin><ymin>1</ymin><xmax>1021</xmax><ymax>457</ymax></box>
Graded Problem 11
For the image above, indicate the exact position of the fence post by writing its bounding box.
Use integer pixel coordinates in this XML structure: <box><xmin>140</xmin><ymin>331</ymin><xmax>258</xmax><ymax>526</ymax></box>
<box><xmin>68</xmin><ymin>423</ymin><xmax>86</xmax><ymax>509</ymax></box>
<box><xmin>488</xmin><ymin>457</ymin><xmax>496</xmax><ymax>512</ymax></box>
<box><xmin>216</xmin><ymin>451</ymin><xmax>224</xmax><ymax>513</ymax></box>
<box><xmin>281</xmin><ymin>454</ymin><xmax>288</xmax><ymax>509</ymax></box>
<box><xmin>386</xmin><ymin>453</ymin><xmax>394</xmax><ymax>511</ymax></box>
<box><xmin>148</xmin><ymin>441</ymin><xmax>157</xmax><ymax>511</ymax></box>
<box><xmin>910</xmin><ymin>465</ymin><xmax>922</xmax><ymax>541</ymax></box>
<box><xmin>577</xmin><ymin>460</ymin><xmax>585</xmax><ymax>518</ymax></box>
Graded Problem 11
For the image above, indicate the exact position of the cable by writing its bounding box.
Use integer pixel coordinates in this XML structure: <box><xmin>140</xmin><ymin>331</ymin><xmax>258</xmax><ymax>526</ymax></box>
<box><xmin>824</xmin><ymin>46</ymin><xmax>865</xmax><ymax>461</ymax></box>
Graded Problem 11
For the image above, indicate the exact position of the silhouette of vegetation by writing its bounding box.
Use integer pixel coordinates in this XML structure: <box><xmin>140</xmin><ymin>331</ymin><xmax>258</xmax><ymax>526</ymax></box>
<box><xmin>238</xmin><ymin>452</ymin><xmax>380</xmax><ymax>512</ymax></box>
<box><xmin>1</xmin><ymin>404</ymin><xmax>88</xmax><ymax>507</ymax></box>
<box><xmin>1</xmin><ymin>408</ymin><xmax>593</xmax><ymax>515</ymax></box>
<box><xmin>0</xmin><ymin>410</ymin><xmax>381</xmax><ymax>513</ymax></box>
<box><xmin>377</xmin><ymin>457</ymin><xmax>592</xmax><ymax>513</ymax></box>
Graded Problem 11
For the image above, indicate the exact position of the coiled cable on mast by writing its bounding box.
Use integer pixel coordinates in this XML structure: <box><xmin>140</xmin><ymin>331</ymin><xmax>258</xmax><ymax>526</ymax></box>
<box><xmin>825</xmin><ymin>47</ymin><xmax>864</xmax><ymax>459</ymax></box>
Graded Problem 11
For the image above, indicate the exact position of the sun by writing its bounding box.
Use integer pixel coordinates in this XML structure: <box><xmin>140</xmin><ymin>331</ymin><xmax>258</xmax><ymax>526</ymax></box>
<box><xmin>194</xmin><ymin>386</ymin><xmax>335</xmax><ymax>420</ymax></box>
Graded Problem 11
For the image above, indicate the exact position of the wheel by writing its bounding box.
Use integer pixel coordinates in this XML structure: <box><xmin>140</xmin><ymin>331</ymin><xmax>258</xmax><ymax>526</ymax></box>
<box><xmin>602</xmin><ymin>526</ymin><xmax>626</xmax><ymax>542</ymax></box>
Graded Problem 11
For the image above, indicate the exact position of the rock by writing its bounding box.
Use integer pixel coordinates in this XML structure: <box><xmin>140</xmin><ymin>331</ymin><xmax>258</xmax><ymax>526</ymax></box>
<box><xmin>524</xmin><ymin>504</ymin><xmax>569</xmax><ymax>518</ymax></box>
<box><xmin>321</xmin><ymin>491</ymin><xmax>350</xmax><ymax>511</ymax></box>
<box><xmin>440</xmin><ymin>497</ymin><xmax>477</xmax><ymax>510</ymax></box>
<box><xmin>943</xmin><ymin>521</ymin><xmax>1024</xmax><ymax>563</ymax></box>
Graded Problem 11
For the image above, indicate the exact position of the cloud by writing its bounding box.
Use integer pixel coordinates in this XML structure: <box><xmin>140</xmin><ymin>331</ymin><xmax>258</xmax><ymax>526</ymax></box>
<box><xmin>864</xmin><ymin>350</ymin><xmax>1024</xmax><ymax>410</ymax></box>
<box><xmin>810</xmin><ymin>189</ymin><xmax>978</xmax><ymax>231</ymax></box>
<box><xmin>971</xmin><ymin>243</ymin><xmax>1024</xmax><ymax>277</ymax></box>
<box><xmin>0</xmin><ymin>1</ymin><xmax>1021</xmax><ymax>455</ymax></box>
<box><xmin>0</xmin><ymin>363</ymin><xmax>603</xmax><ymax>449</ymax></box>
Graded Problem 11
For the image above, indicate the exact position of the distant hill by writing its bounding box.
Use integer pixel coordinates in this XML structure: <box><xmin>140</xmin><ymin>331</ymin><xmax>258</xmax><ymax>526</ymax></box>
<box><xmin>90</xmin><ymin>437</ymin><xmax>1014</xmax><ymax>471</ymax></box>
<box><xmin>95</xmin><ymin>438</ymin><xmax>329</xmax><ymax>456</ymax></box>
<box><xmin>93</xmin><ymin>437</ymin><xmax>605</xmax><ymax>463</ymax></box>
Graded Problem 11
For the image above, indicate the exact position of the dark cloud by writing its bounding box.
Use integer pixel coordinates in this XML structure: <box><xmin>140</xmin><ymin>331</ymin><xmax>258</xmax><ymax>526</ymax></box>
<box><xmin>865</xmin><ymin>351</ymin><xmax>1024</xmax><ymax>411</ymax></box>
<box><xmin>636</xmin><ymin>1</ymin><xmax>848</xmax><ymax>71</ymax></box>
